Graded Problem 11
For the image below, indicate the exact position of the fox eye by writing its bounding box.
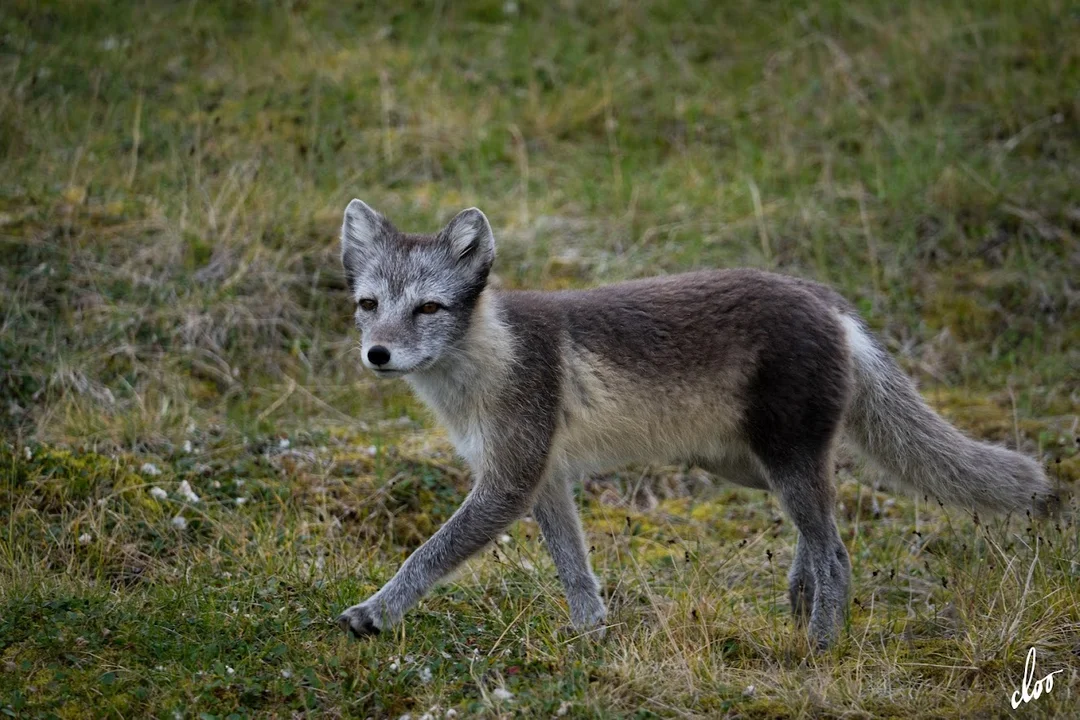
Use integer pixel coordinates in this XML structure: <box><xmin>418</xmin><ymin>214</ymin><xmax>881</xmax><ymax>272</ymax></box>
<box><xmin>416</xmin><ymin>302</ymin><xmax>441</xmax><ymax>315</ymax></box>
<box><xmin>357</xmin><ymin>298</ymin><xmax>377</xmax><ymax>312</ymax></box>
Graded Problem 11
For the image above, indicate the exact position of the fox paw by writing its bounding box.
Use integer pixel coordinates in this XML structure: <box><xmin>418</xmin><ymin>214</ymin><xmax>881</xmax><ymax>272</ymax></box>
<box><xmin>337</xmin><ymin>603</ymin><xmax>381</xmax><ymax>638</ymax></box>
<box><xmin>561</xmin><ymin>600</ymin><xmax>608</xmax><ymax>640</ymax></box>
<box><xmin>558</xmin><ymin>622</ymin><xmax>607</xmax><ymax>641</ymax></box>
<box><xmin>569</xmin><ymin>596</ymin><xmax>607</xmax><ymax>631</ymax></box>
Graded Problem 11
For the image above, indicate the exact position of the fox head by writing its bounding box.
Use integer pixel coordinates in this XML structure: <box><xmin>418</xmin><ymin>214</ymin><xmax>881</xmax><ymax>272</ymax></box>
<box><xmin>340</xmin><ymin>200</ymin><xmax>495</xmax><ymax>377</ymax></box>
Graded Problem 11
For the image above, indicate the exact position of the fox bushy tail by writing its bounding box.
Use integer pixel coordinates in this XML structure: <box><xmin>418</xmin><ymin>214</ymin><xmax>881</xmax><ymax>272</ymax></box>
<box><xmin>839</xmin><ymin>314</ymin><xmax>1055</xmax><ymax>516</ymax></box>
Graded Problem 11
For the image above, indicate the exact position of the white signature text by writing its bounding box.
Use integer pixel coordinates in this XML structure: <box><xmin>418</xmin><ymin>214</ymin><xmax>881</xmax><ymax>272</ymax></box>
<box><xmin>1011</xmin><ymin>647</ymin><xmax>1063</xmax><ymax>709</ymax></box>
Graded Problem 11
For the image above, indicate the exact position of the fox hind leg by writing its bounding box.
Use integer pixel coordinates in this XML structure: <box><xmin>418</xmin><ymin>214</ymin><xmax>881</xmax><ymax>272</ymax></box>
<box><xmin>770</xmin><ymin>460</ymin><xmax>850</xmax><ymax>650</ymax></box>
<box><xmin>788</xmin><ymin>534</ymin><xmax>815</xmax><ymax>625</ymax></box>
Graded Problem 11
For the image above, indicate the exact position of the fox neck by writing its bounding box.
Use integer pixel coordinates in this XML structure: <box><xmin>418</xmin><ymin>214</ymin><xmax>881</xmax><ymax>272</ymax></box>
<box><xmin>404</xmin><ymin>291</ymin><xmax>515</xmax><ymax>439</ymax></box>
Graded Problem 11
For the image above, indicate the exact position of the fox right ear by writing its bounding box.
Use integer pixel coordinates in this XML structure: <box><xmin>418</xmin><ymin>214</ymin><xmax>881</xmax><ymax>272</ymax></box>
<box><xmin>341</xmin><ymin>199</ymin><xmax>383</xmax><ymax>287</ymax></box>
<box><xmin>440</xmin><ymin>207</ymin><xmax>495</xmax><ymax>280</ymax></box>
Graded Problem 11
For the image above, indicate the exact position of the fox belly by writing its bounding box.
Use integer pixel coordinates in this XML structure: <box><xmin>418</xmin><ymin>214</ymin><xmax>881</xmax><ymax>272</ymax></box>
<box><xmin>550</xmin><ymin>345</ymin><xmax>747</xmax><ymax>475</ymax></box>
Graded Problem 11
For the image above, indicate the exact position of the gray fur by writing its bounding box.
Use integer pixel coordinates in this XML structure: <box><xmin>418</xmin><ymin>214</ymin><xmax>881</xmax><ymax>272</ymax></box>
<box><xmin>839</xmin><ymin>313</ymin><xmax>1055</xmax><ymax>515</ymax></box>
<box><xmin>337</xmin><ymin>202</ymin><xmax>1055</xmax><ymax>650</ymax></box>
<box><xmin>533</xmin><ymin>473</ymin><xmax>607</xmax><ymax>630</ymax></box>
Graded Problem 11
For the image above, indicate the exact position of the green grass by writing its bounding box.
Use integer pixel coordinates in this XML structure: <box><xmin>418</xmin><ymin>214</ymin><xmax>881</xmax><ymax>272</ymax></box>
<box><xmin>1</xmin><ymin>0</ymin><xmax>1078</xmax><ymax>717</ymax></box>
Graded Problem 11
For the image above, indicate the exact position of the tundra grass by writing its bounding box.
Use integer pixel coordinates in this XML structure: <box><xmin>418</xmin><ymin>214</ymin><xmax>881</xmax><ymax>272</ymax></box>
<box><xmin>1</xmin><ymin>0</ymin><xmax>1078</xmax><ymax>717</ymax></box>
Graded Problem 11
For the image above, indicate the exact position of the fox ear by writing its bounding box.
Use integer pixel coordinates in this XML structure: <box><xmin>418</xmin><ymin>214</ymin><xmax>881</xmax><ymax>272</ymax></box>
<box><xmin>341</xmin><ymin>199</ymin><xmax>384</xmax><ymax>286</ymax></box>
<box><xmin>441</xmin><ymin>207</ymin><xmax>495</xmax><ymax>277</ymax></box>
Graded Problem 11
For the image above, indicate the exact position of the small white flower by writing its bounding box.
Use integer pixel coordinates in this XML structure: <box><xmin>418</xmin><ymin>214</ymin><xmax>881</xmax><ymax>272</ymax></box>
<box><xmin>497</xmin><ymin>534</ymin><xmax>511</xmax><ymax>545</ymax></box>
<box><xmin>234</xmin><ymin>478</ymin><xmax>245</xmax><ymax>487</ymax></box>
<box><xmin>743</xmin><ymin>684</ymin><xmax>756</xmax><ymax>697</ymax></box>
<box><xmin>212</xmin><ymin>480</ymin><xmax>221</xmax><ymax>488</ymax></box>
<box><xmin>366</xmin><ymin>445</ymin><xmax>377</xmax><ymax>456</ymax></box>
<box><xmin>140</xmin><ymin>462</ymin><xmax>161</xmax><ymax>476</ymax></box>
<box><xmin>225</xmin><ymin>665</ymin><xmax>235</xmax><ymax>675</ymax></box>
<box><xmin>278</xmin><ymin>438</ymin><xmax>290</xmax><ymax>449</ymax></box>
<box><xmin>149</xmin><ymin>486</ymin><xmax>168</xmax><ymax>500</ymax></box>
<box><xmin>419</xmin><ymin>666</ymin><xmax>432</xmax><ymax>684</ymax></box>
<box><xmin>23</xmin><ymin>447</ymin><xmax>32</xmax><ymax>461</ymax></box>
<box><xmin>280</xmin><ymin>669</ymin><xmax>292</xmax><ymax>679</ymax></box>
<box><xmin>182</xmin><ymin>440</ymin><xmax>193</xmax><ymax>453</ymax></box>
<box><xmin>177</xmin><ymin>480</ymin><xmax>200</xmax><ymax>503</ymax></box>
<box><xmin>222</xmin><ymin>572</ymin><xmax>232</xmax><ymax>579</ymax></box>
<box><xmin>556</xmin><ymin>701</ymin><xmax>571</xmax><ymax>716</ymax></box>
<box><xmin>445</xmin><ymin>711</ymin><xmax>458</xmax><ymax>719</ymax></box>
<box><xmin>235</xmin><ymin>497</ymin><xmax>247</xmax><ymax>506</ymax></box>
<box><xmin>389</xmin><ymin>661</ymin><xmax>399</xmax><ymax>672</ymax></box>
<box><xmin>77</xmin><ymin>533</ymin><xmax>92</xmax><ymax>545</ymax></box>
<box><xmin>171</xmin><ymin>515</ymin><xmax>188</xmax><ymax>530</ymax></box>
<box><xmin>492</xmin><ymin>687</ymin><xmax>513</xmax><ymax>702</ymax></box>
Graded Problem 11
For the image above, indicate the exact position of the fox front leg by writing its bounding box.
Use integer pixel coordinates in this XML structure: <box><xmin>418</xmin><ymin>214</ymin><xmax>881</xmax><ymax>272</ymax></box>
<box><xmin>532</xmin><ymin>472</ymin><xmax>606</xmax><ymax>632</ymax></box>
<box><xmin>337</xmin><ymin>475</ymin><xmax>541</xmax><ymax>637</ymax></box>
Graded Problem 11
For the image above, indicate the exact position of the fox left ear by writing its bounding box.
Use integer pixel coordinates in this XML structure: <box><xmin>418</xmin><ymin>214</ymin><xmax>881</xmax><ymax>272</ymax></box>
<box><xmin>441</xmin><ymin>207</ymin><xmax>495</xmax><ymax>278</ymax></box>
<box><xmin>341</xmin><ymin>199</ymin><xmax>386</xmax><ymax>289</ymax></box>
<box><xmin>342</xmin><ymin>199</ymin><xmax>383</xmax><ymax>254</ymax></box>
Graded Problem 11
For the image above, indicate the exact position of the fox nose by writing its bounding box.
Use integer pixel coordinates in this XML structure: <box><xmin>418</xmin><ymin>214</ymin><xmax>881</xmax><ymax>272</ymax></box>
<box><xmin>367</xmin><ymin>345</ymin><xmax>391</xmax><ymax>367</ymax></box>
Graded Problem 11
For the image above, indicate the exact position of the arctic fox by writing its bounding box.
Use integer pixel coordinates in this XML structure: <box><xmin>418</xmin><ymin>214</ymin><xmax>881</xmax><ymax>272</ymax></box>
<box><xmin>336</xmin><ymin>200</ymin><xmax>1054</xmax><ymax>649</ymax></box>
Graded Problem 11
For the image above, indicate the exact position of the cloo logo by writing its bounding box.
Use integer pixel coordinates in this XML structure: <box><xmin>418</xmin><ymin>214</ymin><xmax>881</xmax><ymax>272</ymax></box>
<box><xmin>1010</xmin><ymin>647</ymin><xmax>1063</xmax><ymax>709</ymax></box>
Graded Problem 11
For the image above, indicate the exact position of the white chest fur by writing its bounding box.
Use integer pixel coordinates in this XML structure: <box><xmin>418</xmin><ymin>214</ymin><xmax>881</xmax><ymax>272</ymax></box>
<box><xmin>404</xmin><ymin>293</ymin><xmax>514</xmax><ymax>476</ymax></box>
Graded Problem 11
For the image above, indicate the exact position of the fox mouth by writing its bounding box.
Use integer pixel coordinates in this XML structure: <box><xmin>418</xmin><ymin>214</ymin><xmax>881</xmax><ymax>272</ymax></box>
<box><xmin>365</xmin><ymin>356</ymin><xmax>435</xmax><ymax>377</ymax></box>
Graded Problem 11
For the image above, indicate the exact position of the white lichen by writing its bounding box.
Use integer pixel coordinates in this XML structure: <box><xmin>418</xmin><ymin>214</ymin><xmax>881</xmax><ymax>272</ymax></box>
<box><xmin>176</xmin><ymin>480</ymin><xmax>200</xmax><ymax>503</ymax></box>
